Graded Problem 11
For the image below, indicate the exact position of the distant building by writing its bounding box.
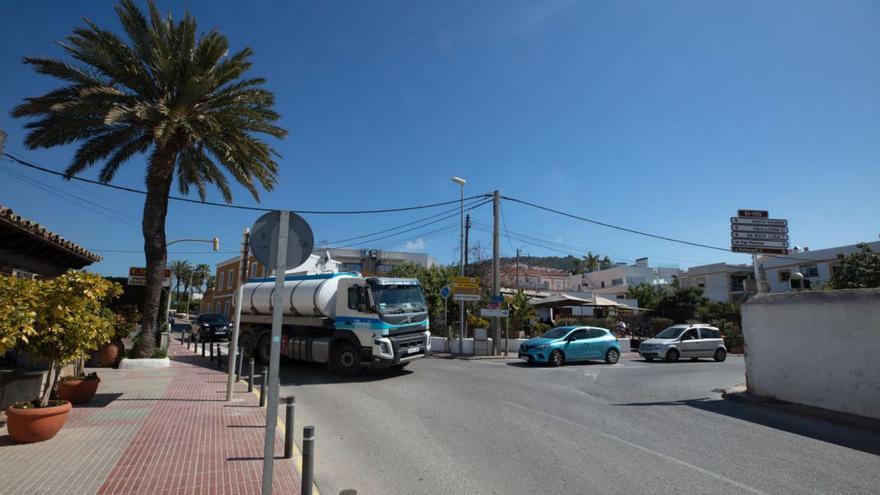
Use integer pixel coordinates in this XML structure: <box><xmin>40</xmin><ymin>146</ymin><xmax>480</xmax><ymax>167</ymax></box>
<box><xmin>500</xmin><ymin>263</ymin><xmax>569</xmax><ymax>291</ymax></box>
<box><xmin>565</xmin><ymin>258</ymin><xmax>681</xmax><ymax>300</ymax></box>
<box><xmin>200</xmin><ymin>248</ymin><xmax>434</xmax><ymax>317</ymax></box>
<box><xmin>760</xmin><ymin>241</ymin><xmax>880</xmax><ymax>292</ymax></box>
<box><xmin>678</xmin><ymin>263</ymin><xmax>755</xmax><ymax>303</ymax></box>
<box><xmin>0</xmin><ymin>205</ymin><xmax>100</xmax><ymax>278</ymax></box>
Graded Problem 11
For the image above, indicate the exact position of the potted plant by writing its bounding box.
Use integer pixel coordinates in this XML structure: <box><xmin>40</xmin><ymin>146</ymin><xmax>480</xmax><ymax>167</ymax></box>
<box><xmin>1</xmin><ymin>271</ymin><xmax>119</xmax><ymax>443</ymax></box>
<box><xmin>95</xmin><ymin>305</ymin><xmax>140</xmax><ymax>367</ymax></box>
<box><xmin>56</xmin><ymin>372</ymin><xmax>101</xmax><ymax>405</ymax></box>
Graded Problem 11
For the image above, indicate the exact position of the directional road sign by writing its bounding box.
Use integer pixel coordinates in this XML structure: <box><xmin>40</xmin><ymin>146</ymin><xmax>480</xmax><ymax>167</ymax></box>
<box><xmin>731</xmin><ymin>231</ymin><xmax>789</xmax><ymax>241</ymax></box>
<box><xmin>453</xmin><ymin>293</ymin><xmax>481</xmax><ymax>302</ymax></box>
<box><xmin>731</xmin><ymin>217</ymin><xmax>788</xmax><ymax>226</ymax></box>
<box><xmin>480</xmin><ymin>308</ymin><xmax>509</xmax><ymax>318</ymax></box>
<box><xmin>440</xmin><ymin>286</ymin><xmax>451</xmax><ymax>299</ymax></box>
<box><xmin>731</xmin><ymin>224</ymin><xmax>788</xmax><ymax>234</ymax></box>
<box><xmin>732</xmin><ymin>246</ymin><xmax>789</xmax><ymax>255</ymax></box>
<box><xmin>732</xmin><ymin>239</ymin><xmax>789</xmax><ymax>249</ymax></box>
<box><xmin>737</xmin><ymin>209</ymin><xmax>768</xmax><ymax>218</ymax></box>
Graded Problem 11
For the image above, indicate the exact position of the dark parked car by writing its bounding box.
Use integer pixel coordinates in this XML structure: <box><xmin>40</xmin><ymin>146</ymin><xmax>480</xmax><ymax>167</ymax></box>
<box><xmin>192</xmin><ymin>313</ymin><xmax>232</xmax><ymax>342</ymax></box>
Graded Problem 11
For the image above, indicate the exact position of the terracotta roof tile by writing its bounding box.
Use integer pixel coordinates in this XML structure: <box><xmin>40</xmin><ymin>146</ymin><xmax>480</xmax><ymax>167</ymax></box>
<box><xmin>0</xmin><ymin>205</ymin><xmax>101</xmax><ymax>262</ymax></box>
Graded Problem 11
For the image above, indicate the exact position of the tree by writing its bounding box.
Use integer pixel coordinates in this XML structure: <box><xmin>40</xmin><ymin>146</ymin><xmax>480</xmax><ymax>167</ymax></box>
<box><xmin>13</xmin><ymin>1</ymin><xmax>286</xmax><ymax>357</ymax></box>
<box><xmin>191</xmin><ymin>264</ymin><xmax>212</xmax><ymax>294</ymax></box>
<box><xmin>0</xmin><ymin>272</ymin><xmax>121</xmax><ymax>407</ymax></box>
<box><xmin>625</xmin><ymin>282</ymin><xmax>666</xmax><ymax>310</ymax></box>
<box><xmin>169</xmin><ymin>260</ymin><xmax>190</xmax><ymax>301</ymax></box>
<box><xmin>508</xmin><ymin>289</ymin><xmax>537</xmax><ymax>336</ymax></box>
<box><xmin>388</xmin><ymin>262</ymin><xmax>458</xmax><ymax>330</ymax></box>
<box><xmin>0</xmin><ymin>276</ymin><xmax>39</xmax><ymax>355</ymax></box>
<box><xmin>827</xmin><ymin>243</ymin><xmax>880</xmax><ymax>289</ymax></box>
<box><xmin>654</xmin><ymin>286</ymin><xmax>706</xmax><ymax>323</ymax></box>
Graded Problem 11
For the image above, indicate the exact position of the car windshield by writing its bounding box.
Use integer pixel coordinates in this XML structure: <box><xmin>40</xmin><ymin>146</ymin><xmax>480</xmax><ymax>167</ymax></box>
<box><xmin>374</xmin><ymin>284</ymin><xmax>427</xmax><ymax>314</ymax></box>
<box><xmin>541</xmin><ymin>327</ymin><xmax>572</xmax><ymax>340</ymax></box>
<box><xmin>200</xmin><ymin>314</ymin><xmax>228</xmax><ymax>324</ymax></box>
<box><xmin>655</xmin><ymin>326</ymin><xmax>686</xmax><ymax>339</ymax></box>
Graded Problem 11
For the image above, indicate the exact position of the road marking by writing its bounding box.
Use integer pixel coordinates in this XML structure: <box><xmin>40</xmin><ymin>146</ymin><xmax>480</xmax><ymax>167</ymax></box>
<box><xmin>499</xmin><ymin>399</ymin><xmax>767</xmax><ymax>495</ymax></box>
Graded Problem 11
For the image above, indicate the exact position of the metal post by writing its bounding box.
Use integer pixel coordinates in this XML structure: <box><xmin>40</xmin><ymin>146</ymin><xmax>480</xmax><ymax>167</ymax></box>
<box><xmin>236</xmin><ymin>347</ymin><xmax>243</xmax><ymax>381</ymax></box>
<box><xmin>284</xmin><ymin>396</ymin><xmax>295</xmax><ymax>459</ymax></box>
<box><xmin>259</xmin><ymin>365</ymin><xmax>268</xmax><ymax>407</ymax></box>
<box><xmin>492</xmin><ymin>190</ymin><xmax>500</xmax><ymax>356</ymax></box>
<box><xmin>201</xmin><ymin>340</ymin><xmax>205</xmax><ymax>357</ymax></box>
<box><xmin>261</xmin><ymin>211</ymin><xmax>290</xmax><ymax>494</ymax></box>
<box><xmin>301</xmin><ymin>425</ymin><xmax>316</xmax><ymax>495</ymax></box>
<box><xmin>184</xmin><ymin>267</ymin><xmax>194</xmax><ymax>320</ymax></box>
<box><xmin>186</xmin><ymin>332</ymin><xmax>191</xmax><ymax>350</ymax></box>
<box><xmin>210</xmin><ymin>341</ymin><xmax>214</xmax><ymax>362</ymax></box>
<box><xmin>752</xmin><ymin>253</ymin><xmax>764</xmax><ymax>294</ymax></box>
<box><xmin>504</xmin><ymin>310</ymin><xmax>509</xmax><ymax>357</ymax></box>
<box><xmin>226</xmin><ymin>228</ymin><xmax>250</xmax><ymax>401</ymax></box>
<box><xmin>248</xmin><ymin>358</ymin><xmax>255</xmax><ymax>393</ymax></box>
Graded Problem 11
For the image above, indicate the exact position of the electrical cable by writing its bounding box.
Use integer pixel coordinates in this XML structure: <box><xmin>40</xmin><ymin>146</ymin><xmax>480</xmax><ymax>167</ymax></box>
<box><xmin>1</xmin><ymin>151</ymin><xmax>492</xmax><ymax>214</ymax></box>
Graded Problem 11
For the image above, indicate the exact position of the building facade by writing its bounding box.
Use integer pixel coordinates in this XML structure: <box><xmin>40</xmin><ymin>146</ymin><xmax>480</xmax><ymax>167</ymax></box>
<box><xmin>565</xmin><ymin>258</ymin><xmax>681</xmax><ymax>299</ymax></box>
<box><xmin>760</xmin><ymin>241</ymin><xmax>880</xmax><ymax>292</ymax></box>
<box><xmin>500</xmin><ymin>263</ymin><xmax>569</xmax><ymax>291</ymax></box>
<box><xmin>678</xmin><ymin>263</ymin><xmax>755</xmax><ymax>303</ymax></box>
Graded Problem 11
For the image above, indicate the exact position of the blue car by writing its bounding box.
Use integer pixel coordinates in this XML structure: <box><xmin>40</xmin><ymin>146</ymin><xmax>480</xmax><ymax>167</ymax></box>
<box><xmin>519</xmin><ymin>326</ymin><xmax>621</xmax><ymax>366</ymax></box>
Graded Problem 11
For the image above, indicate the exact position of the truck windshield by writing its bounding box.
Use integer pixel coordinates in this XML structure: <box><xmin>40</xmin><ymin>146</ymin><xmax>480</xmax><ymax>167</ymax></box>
<box><xmin>374</xmin><ymin>285</ymin><xmax>426</xmax><ymax>314</ymax></box>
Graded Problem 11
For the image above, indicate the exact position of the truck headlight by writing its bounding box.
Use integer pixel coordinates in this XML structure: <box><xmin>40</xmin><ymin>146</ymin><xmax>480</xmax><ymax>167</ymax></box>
<box><xmin>379</xmin><ymin>341</ymin><xmax>391</xmax><ymax>355</ymax></box>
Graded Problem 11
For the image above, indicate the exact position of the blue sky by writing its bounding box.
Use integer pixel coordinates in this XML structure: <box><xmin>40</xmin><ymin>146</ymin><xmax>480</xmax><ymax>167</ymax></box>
<box><xmin>1</xmin><ymin>0</ymin><xmax>879</xmax><ymax>275</ymax></box>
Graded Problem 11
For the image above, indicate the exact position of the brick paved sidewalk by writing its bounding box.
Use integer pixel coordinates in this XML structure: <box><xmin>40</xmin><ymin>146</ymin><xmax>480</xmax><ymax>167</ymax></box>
<box><xmin>0</xmin><ymin>339</ymin><xmax>301</xmax><ymax>495</ymax></box>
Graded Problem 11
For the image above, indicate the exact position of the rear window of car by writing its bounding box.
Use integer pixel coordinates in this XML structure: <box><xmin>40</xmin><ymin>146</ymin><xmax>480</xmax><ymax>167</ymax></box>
<box><xmin>700</xmin><ymin>328</ymin><xmax>721</xmax><ymax>339</ymax></box>
<box><xmin>588</xmin><ymin>328</ymin><xmax>607</xmax><ymax>338</ymax></box>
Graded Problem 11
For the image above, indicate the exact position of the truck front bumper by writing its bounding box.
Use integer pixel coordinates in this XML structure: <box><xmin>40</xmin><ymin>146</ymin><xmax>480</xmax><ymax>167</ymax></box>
<box><xmin>371</xmin><ymin>332</ymin><xmax>430</xmax><ymax>368</ymax></box>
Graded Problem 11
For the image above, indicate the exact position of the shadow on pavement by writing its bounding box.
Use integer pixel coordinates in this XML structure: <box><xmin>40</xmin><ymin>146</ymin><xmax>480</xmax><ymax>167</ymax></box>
<box><xmin>278</xmin><ymin>360</ymin><xmax>412</xmax><ymax>386</ymax></box>
<box><xmin>74</xmin><ymin>392</ymin><xmax>123</xmax><ymax>408</ymax></box>
<box><xmin>613</xmin><ymin>397</ymin><xmax>880</xmax><ymax>457</ymax></box>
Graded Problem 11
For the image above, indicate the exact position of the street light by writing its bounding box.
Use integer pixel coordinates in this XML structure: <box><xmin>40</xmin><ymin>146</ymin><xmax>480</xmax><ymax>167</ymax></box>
<box><xmin>451</xmin><ymin>177</ymin><xmax>466</xmax><ymax>354</ymax></box>
<box><xmin>164</xmin><ymin>237</ymin><xmax>220</xmax><ymax>325</ymax></box>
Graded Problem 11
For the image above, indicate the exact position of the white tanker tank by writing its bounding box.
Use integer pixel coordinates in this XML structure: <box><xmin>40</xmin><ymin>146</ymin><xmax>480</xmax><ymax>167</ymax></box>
<box><xmin>240</xmin><ymin>272</ymin><xmax>357</xmax><ymax>319</ymax></box>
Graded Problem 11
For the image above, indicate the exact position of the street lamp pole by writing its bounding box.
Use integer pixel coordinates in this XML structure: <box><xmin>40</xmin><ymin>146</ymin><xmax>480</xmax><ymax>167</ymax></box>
<box><xmin>452</xmin><ymin>177</ymin><xmax>466</xmax><ymax>354</ymax></box>
<box><xmin>164</xmin><ymin>237</ymin><xmax>220</xmax><ymax>324</ymax></box>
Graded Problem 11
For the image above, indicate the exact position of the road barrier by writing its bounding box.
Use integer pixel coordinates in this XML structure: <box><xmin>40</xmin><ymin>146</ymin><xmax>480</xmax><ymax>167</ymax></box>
<box><xmin>284</xmin><ymin>396</ymin><xmax>295</xmax><ymax>459</ymax></box>
<box><xmin>259</xmin><ymin>365</ymin><xmax>268</xmax><ymax>407</ymax></box>
<box><xmin>248</xmin><ymin>358</ymin><xmax>255</xmax><ymax>393</ymax></box>
<box><xmin>302</xmin><ymin>425</ymin><xmax>315</xmax><ymax>495</ymax></box>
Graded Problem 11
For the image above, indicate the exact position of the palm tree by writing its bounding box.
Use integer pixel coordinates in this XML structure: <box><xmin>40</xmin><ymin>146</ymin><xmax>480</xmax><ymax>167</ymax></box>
<box><xmin>582</xmin><ymin>251</ymin><xmax>601</xmax><ymax>273</ymax></box>
<box><xmin>169</xmin><ymin>259</ymin><xmax>190</xmax><ymax>301</ymax></box>
<box><xmin>12</xmin><ymin>0</ymin><xmax>286</xmax><ymax>357</ymax></box>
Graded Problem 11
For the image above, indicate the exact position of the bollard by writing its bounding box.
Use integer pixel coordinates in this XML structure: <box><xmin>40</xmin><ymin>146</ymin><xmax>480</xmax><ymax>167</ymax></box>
<box><xmin>209</xmin><ymin>341</ymin><xmax>214</xmax><ymax>362</ymax></box>
<box><xmin>201</xmin><ymin>340</ymin><xmax>206</xmax><ymax>357</ymax></box>
<box><xmin>248</xmin><ymin>358</ymin><xmax>255</xmax><ymax>393</ymax></box>
<box><xmin>284</xmin><ymin>396</ymin><xmax>296</xmax><ymax>459</ymax></box>
<box><xmin>186</xmin><ymin>333</ymin><xmax>191</xmax><ymax>350</ymax></box>
<box><xmin>259</xmin><ymin>365</ymin><xmax>268</xmax><ymax>407</ymax></box>
<box><xmin>302</xmin><ymin>425</ymin><xmax>316</xmax><ymax>495</ymax></box>
<box><xmin>236</xmin><ymin>347</ymin><xmax>243</xmax><ymax>381</ymax></box>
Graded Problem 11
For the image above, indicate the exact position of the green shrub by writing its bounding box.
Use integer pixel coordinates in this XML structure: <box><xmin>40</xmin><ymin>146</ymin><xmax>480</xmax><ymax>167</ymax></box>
<box><xmin>649</xmin><ymin>318</ymin><xmax>675</xmax><ymax>334</ymax></box>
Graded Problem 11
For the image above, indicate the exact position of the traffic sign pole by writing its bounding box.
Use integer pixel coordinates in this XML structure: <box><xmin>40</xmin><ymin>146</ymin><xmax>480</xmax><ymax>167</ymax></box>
<box><xmin>261</xmin><ymin>211</ymin><xmax>289</xmax><ymax>495</ymax></box>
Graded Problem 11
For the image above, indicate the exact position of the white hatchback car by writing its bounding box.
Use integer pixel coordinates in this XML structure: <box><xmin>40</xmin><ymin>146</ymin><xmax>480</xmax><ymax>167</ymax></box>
<box><xmin>638</xmin><ymin>324</ymin><xmax>727</xmax><ymax>362</ymax></box>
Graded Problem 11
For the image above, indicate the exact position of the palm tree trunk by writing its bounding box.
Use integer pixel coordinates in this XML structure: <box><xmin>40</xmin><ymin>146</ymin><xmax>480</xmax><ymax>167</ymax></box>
<box><xmin>133</xmin><ymin>150</ymin><xmax>176</xmax><ymax>358</ymax></box>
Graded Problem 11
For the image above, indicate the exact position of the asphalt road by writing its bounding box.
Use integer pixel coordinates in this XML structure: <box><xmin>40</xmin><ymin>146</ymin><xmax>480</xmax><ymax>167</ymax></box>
<box><xmin>277</xmin><ymin>355</ymin><xmax>880</xmax><ymax>495</ymax></box>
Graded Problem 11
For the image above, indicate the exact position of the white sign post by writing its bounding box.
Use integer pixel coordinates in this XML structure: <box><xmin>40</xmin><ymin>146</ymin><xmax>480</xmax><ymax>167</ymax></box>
<box><xmin>731</xmin><ymin>210</ymin><xmax>790</xmax><ymax>294</ymax></box>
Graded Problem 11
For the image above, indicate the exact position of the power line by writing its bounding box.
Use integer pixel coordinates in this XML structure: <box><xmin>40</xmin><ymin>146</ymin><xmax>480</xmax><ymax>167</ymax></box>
<box><xmin>1</xmin><ymin>151</ymin><xmax>492</xmax><ymax>215</ymax></box>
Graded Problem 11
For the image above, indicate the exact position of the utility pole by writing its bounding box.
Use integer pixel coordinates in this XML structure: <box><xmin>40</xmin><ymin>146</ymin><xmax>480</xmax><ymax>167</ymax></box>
<box><xmin>452</xmin><ymin>177</ymin><xmax>466</xmax><ymax>355</ymax></box>
<box><xmin>515</xmin><ymin>248</ymin><xmax>520</xmax><ymax>290</ymax></box>
<box><xmin>464</xmin><ymin>214</ymin><xmax>471</xmax><ymax>274</ymax></box>
<box><xmin>226</xmin><ymin>228</ymin><xmax>250</xmax><ymax>401</ymax></box>
<box><xmin>492</xmin><ymin>191</ymin><xmax>501</xmax><ymax>355</ymax></box>
<box><xmin>0</xmin><ymin>129</ymin><xmax>6</xmax><ymax>156</ymax></box>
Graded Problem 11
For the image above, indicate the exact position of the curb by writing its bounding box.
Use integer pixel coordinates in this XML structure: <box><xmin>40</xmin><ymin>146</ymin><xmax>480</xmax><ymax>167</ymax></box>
<box><xmin>250</xmin><ymin>387</ymin><xmax>322</xmax><ymax>495</ymax></box>
<box><xmin>721</xmin><ymin>385</ymin><xmax>880</xmax><ymax>433</ymax></box>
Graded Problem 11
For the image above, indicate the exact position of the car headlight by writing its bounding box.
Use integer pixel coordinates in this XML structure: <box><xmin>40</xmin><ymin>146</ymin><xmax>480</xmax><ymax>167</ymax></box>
<box><xmin>537</xmin><ymin>344</ymin><xmax>549</xmax><ymax>350</ymax></box>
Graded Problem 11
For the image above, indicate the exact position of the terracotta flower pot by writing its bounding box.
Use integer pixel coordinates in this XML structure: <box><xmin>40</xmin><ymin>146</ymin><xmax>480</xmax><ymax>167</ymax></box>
<box><xmin>56</xmin><ymin>376</ymin><xmax>101</xmax><ymax>405</ymax></box>
<box><xmin>6</xmin><ymin>400</ymin><xmax>72</xmax><ymax>444</ymax></box>
<box><xmin>97</xmin><ymin>341</ymin><xmax>124</xmax><ymax>367</ymax></box>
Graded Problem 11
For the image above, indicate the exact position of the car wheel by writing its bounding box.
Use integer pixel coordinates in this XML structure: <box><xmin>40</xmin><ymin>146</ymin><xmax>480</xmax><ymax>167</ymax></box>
<box><xmin>549</xmin><ymin>350</ymin><xmax>565</xmax><ymax>367</ymax></box>
<box><xmin>714</xmin><ymin>348</ymin><xmax>727</xmax><ymax>362</ymax></box>
<box><xmin>605</xmin><ymin>348</ymin><xmax>620</xmax><ymax>364</ymax></box>
<box><xmin>665</xmin><ymin>348</ymin><xmax>680</xmax><ymax>363</ymax></box>
<box><xmin>333</xmin><ymin>342</ymin><xmax>363</xmax><ymax>376</ymax></box>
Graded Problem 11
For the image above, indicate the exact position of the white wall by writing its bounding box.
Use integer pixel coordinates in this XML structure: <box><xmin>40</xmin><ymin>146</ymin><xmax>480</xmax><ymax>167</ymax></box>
<box><xmin>742</xmin><ymin>289</ymin><xmax>880</xmax><ymax>419</ymax></box>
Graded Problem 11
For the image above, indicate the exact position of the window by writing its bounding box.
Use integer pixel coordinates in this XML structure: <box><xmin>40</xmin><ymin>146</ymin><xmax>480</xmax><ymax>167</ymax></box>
<box><xmin>699</xmin><ymin>328</ymin><xmax>720</xmax><ymax>339</ymax></box>
<box><xmin>348</xmin><ymin>286</ymin><xmax>363</xmax><ymax>311</ymax></box>
<box><xmin>601</xmin><ymin>281</ymin><xmax>606</xmax><ymax>288</ymax></box>
<box><xmin>224</xmin><ymin>301</ymin><xmax>230</xmax><ymax>316</ymax></box>
<box><xmin>696</xmin><ymin>277</ymin><xmax>706</xmax><ymax>288</ymax></box>
<box><xmin>217</xmin><ymin>271</ymin><xmax>224</xmax><ymax>290</ymax></box>
<box><xmin>680</xmin><ymin>329</ymin><xmax>698</xmax><ymax>341</ymax></box>
<box><xmin>778</xmin><ymin>270</ymin><xmax>790</xmax><ymax>283</ymax></box>
<box><xmin>799</xmin><ymin>265</ymin><xmax>819</xmax><ymax>278</ymax></box>
<box><xmin>588</xmin><ymin>328</ymin><xmax>607</xmax><ymax>339</ymax></box>
<box><xmin>830</xmin><ymin>263</ymin><xmax>841</xmax><ymax>277</ymax></box>
<box><xmin>250</xmin><ymin>263</ymin><xmax>258</xmax><ymax>278</ymax></box>
<box><xmin>227</xmin><ymin>269</ymin><xmax>234</xmax><ymax>289</ymax></box>
<box><xmin>611</xmin><ymin>278</ymin><xmax>624</xmax><ymax>286</ymax></box>
<box><xmin>342</xmin><ymin>262</ymin><xmax>363</xmax><ymax>273</ymax></box>
<box><xmin>568</xmin><ymin>329</ymin><xmax>589</xmax><ymax>340</ymax></box>
<box><xmin>215</xmin><ymin>302</ymin><xmax>221</xmax><ymax>312</ymax></box>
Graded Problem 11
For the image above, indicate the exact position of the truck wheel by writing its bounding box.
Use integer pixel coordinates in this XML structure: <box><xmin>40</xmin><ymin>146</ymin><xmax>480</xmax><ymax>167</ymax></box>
<box><xmin>332</xmin><ymin>342</ymin><xmax>363</xmax><ymax>376</ymax></box>
<box><xmin>257</xmin><ymin>332</ymin><xmax>271</xmax><ymax>365</ymax></box>
<box><xmin>238</xmin><ymin>333</ymin><xmax>254</xmax><ymax>362</ymax></box>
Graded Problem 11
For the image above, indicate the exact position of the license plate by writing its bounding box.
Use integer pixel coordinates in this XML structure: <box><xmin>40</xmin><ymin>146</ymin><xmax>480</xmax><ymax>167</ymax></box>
<box><xmin>407</xmin><ymin>346</ymin><xmax>420</xmax><ymax>354</ymax></box>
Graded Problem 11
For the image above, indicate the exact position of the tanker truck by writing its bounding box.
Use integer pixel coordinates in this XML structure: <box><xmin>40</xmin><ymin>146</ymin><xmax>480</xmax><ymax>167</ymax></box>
<box><xmin>236</xmin><ymin>272</ymin><xmax>430</xmax><ymax>375</ymax></box>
